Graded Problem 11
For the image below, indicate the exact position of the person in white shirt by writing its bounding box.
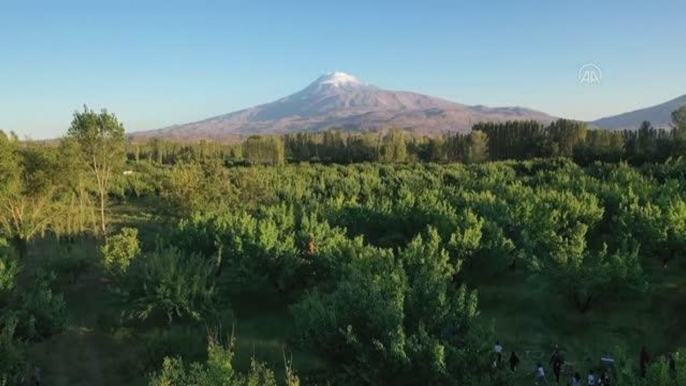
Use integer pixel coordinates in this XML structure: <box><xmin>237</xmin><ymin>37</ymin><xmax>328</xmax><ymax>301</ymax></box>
<box><xmin>494</xmin><ymin>341</ymin><xmax>504</xmax><ymax>365</ymax></box>
<box><xmin>587</xmin><ymin>370</ymin><xmax>596</xmax><ymax>385</ymax></box>
<box><xmin>572</xmin><ymin>372</ymin><xmax>582</xmax><ymax>386</ymax></box>
<box><xmin>536</xmin><ymin>363</ymin><xmax>549</xmax><ymax>385</ymax></box>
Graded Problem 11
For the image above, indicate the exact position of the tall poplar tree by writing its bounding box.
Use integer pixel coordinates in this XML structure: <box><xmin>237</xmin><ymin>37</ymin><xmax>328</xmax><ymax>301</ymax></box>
<box><xmin>66</xmin><ymin>106</ymin><xmax>126</xmax><ymax>237</ymax></box>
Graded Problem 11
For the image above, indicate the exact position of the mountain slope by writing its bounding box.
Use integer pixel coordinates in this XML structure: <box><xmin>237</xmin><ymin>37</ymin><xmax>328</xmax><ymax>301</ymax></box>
<box><xmin>590</xmin><ymin>94</ymin><xmax>686</xmax><ymax>130</ymax></box>
<box><xmin>133</xmin><ymin>72</ymin><xmax>554</xmax><ymax>140</ymax></box>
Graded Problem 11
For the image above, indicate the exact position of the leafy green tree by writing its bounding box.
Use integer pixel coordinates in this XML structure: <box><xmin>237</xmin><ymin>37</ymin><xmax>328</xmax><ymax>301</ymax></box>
<box><xmin>545</xmin><ymin>119</ymin><xmax>588</xmax><ymax>157</ymax></box>
<box><xmin>617</xmin><ymin>193</ymin><xmax>686</xmax><ymax>268</ymax></box>
<box><xmin>546</xmin><ymin>241</ymin><xmax>646</xmax><ymax>312</ymax></box>
<box><xmin>0</xmin><ymin>241</ymin><xmax>20</xmax><ymax>294</ymax></box>
<box><xmin>574</xmin><ymin>130</ymin><xmax>625</xmax><ymax>164</ymax></box>
<box><xmin>671</xmin><ymin>105</ymin><xmax>686</xmax><ymax>156</ymax></box>
<box><xmin>0</xmin><ymin>139</ymin><xmax>63</xmax><ymax>258</ymax></box>
<box><xmin>66</xmin><ymin>106</ymin><xmax>126</xmax><ymax>236</ymax></box>
<box><xmin>381</xmin><ymin>128</ymin><xmax>408</xmax><ymax>162</ymax></box>
<box><xmin>242</xmin><ymin>136</ymin><xmax>285</xmax><ymax>165</ymax></box>
<box><xmin>626</xmin><ymin>121</ymin><xmax>673</xmax><ymax>163</ymax></box>
<box><xmin>53</xmin><ymin>138</ymin><xmax>99</xmax><ymax>237</ymax></box>
<box><xmin>672</xmin><ymin>105</ymin><xmax>686</xmax><ymax>131</ymax></box>
<box><xmin>292</xmin><ymin>228</ymin><xmax>500</xmax><ymax>385</ymax></box>
<box><xmin>0</xmin><ymin>313</ymin><xmax>28</xmax><ymax>386</ymax></box>
<box><xmin>474</xmin><ymin>120</ymin><xmax>545</xmax><ymax>160</ymax></box>
<box><xmin>466</xmin><ymin>130</ymin><xmax>489</xmax><ymax>163</ymax></box>
<box><xmin>14</xmin><ymin>271</ymin><xmax>67</xmax><ymax>341</ymax></box>
<box><xmin>511</xmin><ymin>188</ymin><xmax>646</xmax><ymax>311</ymax></box>
<box><xmin>346</xmin><ymin>132</ymin><xmax>381</xmax><ymax>162</ymax></box>
<box><xmin>514</xmin><ymin>189</ymin><xmax>603</xmax><ymax>271</ymax></box>
<box><xmin>102</xmin><ymin>227</ymin><xmax>141</xmax><ymax>275</ymax></box>
<box><xmin>161</xmin><ymin>159</ymin><xmax>234</xmax><ymax>218</ymax></box>
<box><xmin>291</xmin><ymin>242</ymin><xmax>408</xmax><ymax>383</ymax></box>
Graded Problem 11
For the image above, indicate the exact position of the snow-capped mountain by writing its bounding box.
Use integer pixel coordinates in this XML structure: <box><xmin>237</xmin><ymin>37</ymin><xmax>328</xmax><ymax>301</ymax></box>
<box><xmin>133</xmin><ymin>72</ymin><xmax>554</xmax><ymax>140</ymax></box>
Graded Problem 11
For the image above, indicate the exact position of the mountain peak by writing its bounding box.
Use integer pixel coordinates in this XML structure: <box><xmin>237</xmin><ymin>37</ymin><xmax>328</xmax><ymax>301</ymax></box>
<box><xmin>312</xmin><ymin>72</ymin><xmax>363</xmax><ymax>88</ymax></box>
<box><xmin>134</xmin><ymin>72</ymin><xmax>555</xmax><ymax>140</ymax></box>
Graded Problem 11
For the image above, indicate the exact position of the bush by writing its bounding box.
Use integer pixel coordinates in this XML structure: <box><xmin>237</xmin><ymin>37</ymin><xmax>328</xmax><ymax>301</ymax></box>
<box><xmin>0</xmin><ymin>313</ymin><xmax>28</xmax><ymax>385</ymax></box>
<box><xmin>121</xmin><ymin>245</ymin><xmax>216</xmax><ymax>323</ymax></box>
<box><xmin>0</xmin><ymin>249</ymin><xmax>20</xmax><ymax>294</ymax></box>
<box><xmin>148</xmin><ymin>334</ymin><xmax>299</xmax><ymax>386</ymax></box>
<box><xmin>15</xmin><ymin>270</ymin><xmax>68</xmax><ymax>341</ymax></box>
<box><xmin>102</xmin><ymin>227</ymin><xmax>141</xmax><ymax>275</ymax></box>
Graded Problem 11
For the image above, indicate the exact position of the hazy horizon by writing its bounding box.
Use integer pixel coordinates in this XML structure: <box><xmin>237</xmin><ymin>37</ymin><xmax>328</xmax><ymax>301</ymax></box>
<box><xmin>2</xmin><ymin>0</ymin><xmax>685</xmax><ymax>139</ymax></box>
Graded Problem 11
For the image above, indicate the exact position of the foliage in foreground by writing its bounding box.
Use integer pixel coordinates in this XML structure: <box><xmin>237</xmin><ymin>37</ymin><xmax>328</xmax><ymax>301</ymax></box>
<box><xmin>292</xmin><ymin>228</ymin><xmax>512</xmax><ymax>385</ymax></box>
<box><xmin>613</xmin><ymin>347</ymin><xmax>686</xmax><ymax>386</ymax></box>
<box><xmin>102</xmin><ymin>227</ymin><xmax>141</xmax><ymax>275</ymax></box>
<box><xmin>148</xmin><ymin>335</ymin><xmax>299</xmax><ymax>386</ymax></box>
<box><xmin>119</xmin><ymin>244</ymin><xmax>216</xmax><ymax>323</ymax></box>
<box><xmin>0</xmin><ymin>243</ymin><xmax>67</xmax><ymax>383</ymax></box>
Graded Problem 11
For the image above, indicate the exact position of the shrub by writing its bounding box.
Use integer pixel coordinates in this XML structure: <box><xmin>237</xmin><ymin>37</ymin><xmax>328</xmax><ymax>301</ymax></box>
<box><xmin>0</xmin><ymin>249</ymin><xmax>20</xmax><ymax>294</ymax></box>
<box><xmin>16</xmin><ymin>271</ymin><xmax>68</xmax><ymax>341</ymax></box>
<box><xmin>0</xmin><ymin>313</ymin><xmax>28</xmax><ymax>385</ymax></box>
<box><xmin>102</xmin><ymin>227</ymin><xmax>141</xmax><ymax>275</ymax></box>
<box><xmin>122</xmin><ymin>245</ymin><xmax>215</xmax><ymax>323</ymax></box>
<box><xmin>148</xmin><ymin>335</ymin><xmax>299</xmax><ymax>386</ymax></box>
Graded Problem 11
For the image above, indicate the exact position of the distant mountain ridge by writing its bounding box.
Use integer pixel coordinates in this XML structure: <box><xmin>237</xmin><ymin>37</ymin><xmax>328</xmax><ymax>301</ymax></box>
<box><xmin>590</xmin><ymin>94</ymin><xmax>686</xmax><ymax>130</ymax></box>
<box><xmin>131</xmin><ymin>72</ymin><xmax>554</xmax><ymax>140</ymax></box>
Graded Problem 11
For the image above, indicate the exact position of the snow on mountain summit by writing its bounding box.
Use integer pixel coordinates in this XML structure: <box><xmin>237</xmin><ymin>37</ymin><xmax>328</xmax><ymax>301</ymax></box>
<box><xmin>318</xmin><ymin>72</ymin><xmax>362</xmax><ymax>87</ymax></box>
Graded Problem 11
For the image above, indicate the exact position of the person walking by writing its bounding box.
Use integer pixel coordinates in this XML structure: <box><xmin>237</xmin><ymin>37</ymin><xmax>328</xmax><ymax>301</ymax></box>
<box><xmin>536</xmin><ymin>363</ymin><xmax>549</xmax><ymax>385</ymax></box>
<box><xmin>601</xmin><ymin>371</ymin><xmax>612</xmax><ymax>386</ymax></box>
<box><xmin>509</xmin><ymin>351</ymin><xmax>520</xmax><ymax>372</ymax></box>
<box><xmin>494</xmin><ymin>341</ymin><xmax>504</xmax><ymax>365</ymax></box>
<box><xmin>640</xmin><ymin>346</ymin><xmax>650</xmax><ymax>378</ymax></box>
<box><xmin>587</xmin><ymin>370</ymin><xmax>596</xmax><ymax>385</ymax></box>
<box><xmin>32</xmin><ymin>367</ymin><xmax>41</xmax><ymax>386</ymax></box>
<box><xmin>549</xmin><ymin>345</ymin><xmax>564</xmax><ymax>384</ymax></box>
<box><xmin>572</xmin><ymin>372</ymin><xmax>582</xmax><ymax>386</ymax></box>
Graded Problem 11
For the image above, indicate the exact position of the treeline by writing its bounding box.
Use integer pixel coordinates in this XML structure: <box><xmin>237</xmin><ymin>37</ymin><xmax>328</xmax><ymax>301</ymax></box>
<box><xmin>126</xmin><ymin>105</ymin><xmax>686</xmax><ymax>166</ymax></box>
<box><xmin>127</xmin><ymin>138</ymin><xmax>240</xmax><ymax>164</ymax></box>
<box><xmin>477</xmin><ymin>117</ymin><xmax>686</xmax><ymax>165</ymax></box>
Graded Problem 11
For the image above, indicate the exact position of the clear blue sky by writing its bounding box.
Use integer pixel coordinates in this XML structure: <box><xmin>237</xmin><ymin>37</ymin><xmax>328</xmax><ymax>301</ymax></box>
<box><xmin>1</xmin><ymin>0</ymin><xmax>685</xmax><ymax>139</ymax></box>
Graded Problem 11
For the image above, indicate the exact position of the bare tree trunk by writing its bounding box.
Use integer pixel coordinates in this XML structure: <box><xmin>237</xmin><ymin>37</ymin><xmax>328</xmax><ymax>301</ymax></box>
<box><xmin>99</xmin><ymin>188</ymin><xmax>107</xmax><ymax>239</ymax></box>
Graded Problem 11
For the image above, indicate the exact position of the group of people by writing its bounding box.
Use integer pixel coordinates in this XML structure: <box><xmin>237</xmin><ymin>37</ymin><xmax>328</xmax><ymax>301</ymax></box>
<box><xmin>494</xmin><ymin>342</ymin><xmax>681</xmax><ymax>385</ymax></box>
<box><xmin>493</xmin><ymin>342</ymin><xmax>613</xmax><ymax>385</ymax></box>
